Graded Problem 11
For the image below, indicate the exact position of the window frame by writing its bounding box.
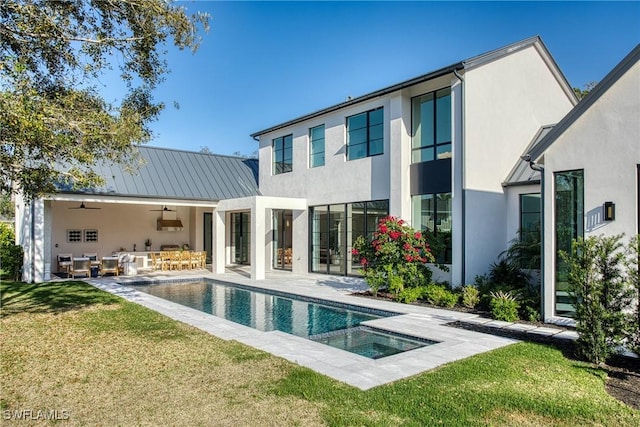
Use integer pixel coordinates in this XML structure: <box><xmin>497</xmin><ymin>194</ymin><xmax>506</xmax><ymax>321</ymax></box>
<box><xmin>272</xmin><ymin>134</ymin><xmax>293</xmax><ymax>175</ymax></box>
<box><xmin>411</xmin><ymin>192</ymin><xmax>452</xmax><ymax>264</ymax></box>
<box><xmin>309</xmin><ymin>124</ymin><xmax>325</xmax><ymax>168</ymax></box>
<box><xmin>411</xmin><ymin>87</ymin><xmax>451</xmax><ymax>163</ymax></box>
<box><xmin>346</xmin><ymin>107</ymin><xmax>384</xmax><ymax>161</ymax></box>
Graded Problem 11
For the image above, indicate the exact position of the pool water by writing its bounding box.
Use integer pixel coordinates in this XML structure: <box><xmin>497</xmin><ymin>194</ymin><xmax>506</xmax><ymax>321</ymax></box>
<box><xmin>134</xmin><ymin>280</ymin><xmax>435</xmax><ymax>358</ymax></box>
<box><xmin>310</xmin><ymin>326</ymin><xmax>436</xmax><ymax>359</ymax></box>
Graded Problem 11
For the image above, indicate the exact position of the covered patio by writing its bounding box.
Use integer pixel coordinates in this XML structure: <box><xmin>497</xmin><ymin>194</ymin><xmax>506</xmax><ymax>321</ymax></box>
<box><xmin>16</xmin><ymin>146</ymin><xmax>259</xmax><ymax>283</ymax></box>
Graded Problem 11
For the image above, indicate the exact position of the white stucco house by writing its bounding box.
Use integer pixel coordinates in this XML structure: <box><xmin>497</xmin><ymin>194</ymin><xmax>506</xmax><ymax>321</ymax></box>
<box><xmin>521</xmin><ymin>43</ymin><xmax>640</xmax><ymax>321</ymax></box>
<box><xmin>212</xmin><ymin>36</ymin><xmax>577</xmax><ymax>286</ymax></box>
<box><xmin>16</xmin><ymin>36</ymin><xmax>639</xmax><ymax>322</ymax></box>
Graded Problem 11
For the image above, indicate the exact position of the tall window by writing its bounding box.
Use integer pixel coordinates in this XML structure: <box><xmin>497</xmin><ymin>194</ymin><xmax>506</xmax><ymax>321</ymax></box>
<box><xmin>347</xmin><ymin>107</ymin><xmax>383</xmax><ymax>160</ymax></box>
<box><xmin>520</xmin><ymin>193</ymin><xmax>541</xmax><ymax>242</ymax></box>
<box><xmin>411</xmin><ymin>193</ymin><xmax>452</xmax><ymax>263</ymax></box>
<box><xmin>554</xmin><ymin>170</ymin><xmax>584</xmax><ymax>317</ymax></box>
<box><xmin>411</xmin><ymin>88</ymin><xmax>451</xmax><ymax>163</ymax></box>
<box><xmin>309</xmin><ymin>125</ymin><xmax>325</xmax><ymax>167</ymax></box>
<box><xmin>272</xmin><ymin>134</ymin><xmax>293</xmax><ymax>175</ymax></box>
<box><xmin>518</xmin><ymin>193</ymin><xmax>541</xmax><ymax>269</ymax></box>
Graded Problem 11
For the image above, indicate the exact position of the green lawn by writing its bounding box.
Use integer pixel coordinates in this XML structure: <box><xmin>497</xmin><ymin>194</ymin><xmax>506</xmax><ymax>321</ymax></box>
<box><xmin>1</xmin><ymin>281</ymin><xmax>638</xmax><ymax>426</ymax></box>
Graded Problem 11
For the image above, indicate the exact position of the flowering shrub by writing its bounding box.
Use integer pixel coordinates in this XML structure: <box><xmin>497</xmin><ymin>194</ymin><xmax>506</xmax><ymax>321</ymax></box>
<box><xmin>352</xmin><ymin>216</ymin><xmax>436</xmax><ymax>295</ymax></box>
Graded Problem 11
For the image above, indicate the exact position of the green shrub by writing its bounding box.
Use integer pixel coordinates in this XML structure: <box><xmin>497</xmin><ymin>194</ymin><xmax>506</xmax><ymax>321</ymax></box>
<box><xmin>626</xmin><ymin>236</ymin><xmax>640</xmax><ymax>356</ymax></box>
<box><xmin>388</xmin><ymin>271</ymin><xmax>404</xmax><ymax>294</ymax></box>
<box><xmin>564</xmin><ymin>235</ymin><xmax>634</xmax><ymax>364</ymax></box>
<box><xmin>523</xmin><ymin>306</ymin><xmax>541</xmax><ymax>323</ymax></box>
<box><xmin>461</xmin><ymin>285</ymin><xmax>480</xmax><ymax>309</ymax></box>
<box><xmin>0</xmin><ymin>223</ymin><xmax>23</xmax><ymax>281</ymax></box>
<box><xmin>489</xmin><ymin>290</ymin><xmax>520</xmax><ymax>322</ymax></box>
<box><xmin>424</xmin><ymin>284</ymin><xmax>458</xmax><ymax>308</ymax></box>
<box><xmin>362</xmin><ymin>269</ymin><xmax>386</xmax><ymax>297</ymax></box>
<box><xmin>396</xmin><ymin>286</ymin><xmax>427</xmax><ymax>304</ymax></box>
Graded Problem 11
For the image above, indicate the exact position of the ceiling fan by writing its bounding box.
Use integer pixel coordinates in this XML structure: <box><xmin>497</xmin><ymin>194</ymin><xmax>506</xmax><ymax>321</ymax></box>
<box><xmin>149</xmin><ymin>205</ymin><xmax>176</xmax><ymax>212</ymax></box>
<box><xmin>68</xmin><ymin>202</ymin><xmax>101</xmax><ymax>210</ymax></box>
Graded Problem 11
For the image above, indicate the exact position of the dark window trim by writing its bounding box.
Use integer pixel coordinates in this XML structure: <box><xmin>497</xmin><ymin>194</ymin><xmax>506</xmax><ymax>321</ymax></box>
<box><xmin>309</xmin><ymin>124</ymin><xmax>325</xmax><ymax>168</ymax></box>
<box><xmin>272</xmin><ymin>134</ymin><xmax>293</xmax><ymax>175</ymax></box>
<box><xmin>346</xmin><ymin>107</ymin><xmax>384</xmax><ymax>160</ymax></box>
<box><xmin>308</xmin><ymin>199</ymin><xmax>389</xmax><ymax>276</ymax></box>
<box><xmin>411</xmin><ymin>87</ymin><xmax>451</xmax><ymax>163</ymax></box>
<box><xmin>412</xmin><ymin>192</ymin><xmax>452</xmax><ymax>264</ymax></box>
<box><xmin>519</xmin><ymin>192</ymin><xmax>541</xmax><ymax>234</ymax></box>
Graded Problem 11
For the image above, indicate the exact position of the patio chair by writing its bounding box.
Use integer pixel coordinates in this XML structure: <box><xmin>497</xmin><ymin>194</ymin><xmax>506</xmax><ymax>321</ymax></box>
<box><xmin>199</xmin><ymin>251</ymin><xmax>208</xmax><ymax>270</ymax></box>
<box><xmin>100</xmin><ymin>256</ymin><xmax>119</xmax><ymax>276</ymax></box>
<box><xmin>149</xmin><ymin>252</ymin><xmax>163</xmax><ymax>271</ymax></box>
<box><xmin>57</xmin><ymin>253</ymin><xmax>73</xmax><ymax>276</ymax></box>
<box><xmin>83</xmin><ymin>252</ymin><xmax>101</xmax><ymax>274</ymax></box>
<box><xmin>189</xmin><ymin>251</ymin><xmax>202</xmax><ymax>269</ymax></box>
<box><xmin>70</xmin><ymin>257</ymin><xmax>91</xmax><ymax>279</ymax></box>
<box><xmin>180</xmin><ymin>251</ymin><xmax>192</xmax><ymax>270</ymax></box>
<box><xmin>169</xmin><ymin>251</ymin><xmax>181</xmax><ymax>270</ymax></box>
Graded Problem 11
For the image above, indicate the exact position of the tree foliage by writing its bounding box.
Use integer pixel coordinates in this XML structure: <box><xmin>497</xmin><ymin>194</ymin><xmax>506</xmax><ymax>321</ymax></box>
<box><xmin>573</xmin><ymin>81</ymin><xmax>597</xmax><ymax>100</ymax></box>
<box><xmin>0</xmin><ymin>222</ymin><xmax>22</xmax><ymax>280</ymax></box>
<box><xmin>0</xmin><ymin>0</ymin><xmax>210</xmax><ymax>200</ymax></box>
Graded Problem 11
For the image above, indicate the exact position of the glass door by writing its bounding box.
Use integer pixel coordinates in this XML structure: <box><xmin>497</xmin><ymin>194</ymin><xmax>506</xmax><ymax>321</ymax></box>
<box><xmin>273</xmin><ymin>210</ymin><xmax>293</xmax><ymax>270</ymax></box>
<box><xmin>203</xmin><ymin>212</ymin><xmax>212</xmax><ymax>264</ymax></box>
<box><xmin>231</xmin><ymin>212</ymin><xmax>250</xmax><ymax>265</ymax></box>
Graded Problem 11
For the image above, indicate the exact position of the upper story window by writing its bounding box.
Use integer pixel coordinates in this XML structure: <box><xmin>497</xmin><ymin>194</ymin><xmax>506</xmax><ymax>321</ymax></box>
<box><xmin>309</xmin><ymin>125</ymin><xmax>325</xmax><ymax>168</ymax></box>
<box><xmin>411</xmin><ymin>87</ymin><xmax>451</xmax><ymax>163</ymax></box>
<box><xmin>347</xmin><ymin>107</ymin><xmax>383</xmax><ymax>161</ymax></box>
<box><xmin>272</xmin><ymin>134</ymin><xmax>293</xmax><ymax>175</ymax></box>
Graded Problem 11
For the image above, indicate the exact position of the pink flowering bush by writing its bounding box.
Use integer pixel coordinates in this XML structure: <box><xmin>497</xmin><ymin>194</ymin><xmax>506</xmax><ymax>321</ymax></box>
<box><xmin>352</xmin><ymin>216</ymin><xmax>436</xmax><ymax>296</ymax></box>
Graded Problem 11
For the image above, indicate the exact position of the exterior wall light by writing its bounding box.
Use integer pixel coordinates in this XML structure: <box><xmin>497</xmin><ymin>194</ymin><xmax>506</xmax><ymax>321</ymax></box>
<box><xmin>603</xmin><ymin>201</ymin><xmax>616</xmax><ymax>221</ymax></box>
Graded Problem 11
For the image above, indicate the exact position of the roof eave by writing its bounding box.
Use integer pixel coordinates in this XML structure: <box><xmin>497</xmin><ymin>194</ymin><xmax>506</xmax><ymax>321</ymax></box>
<box><xmin>528</xmin><ymin>43</ymin><xmax>640</xmax><ymax>161</ymax></box>
<box><xmin>250</xmin><ymin>62</ymin><xmax>464</xmax><ymax>139</ymax></box>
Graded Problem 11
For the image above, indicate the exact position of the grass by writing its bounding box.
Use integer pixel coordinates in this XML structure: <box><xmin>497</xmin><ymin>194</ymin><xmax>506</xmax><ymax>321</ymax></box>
<box><xmin>1</xmin><ymin>281</ymin><xmax>638</xmax><ymax>426</ymax></box>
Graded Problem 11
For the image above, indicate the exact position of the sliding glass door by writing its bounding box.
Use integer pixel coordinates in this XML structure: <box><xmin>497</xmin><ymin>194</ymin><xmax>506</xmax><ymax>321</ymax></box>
<box><xmin>310</xmin><ymin>200</ymin><xmax>388</xmax><ymax>276</ymax></box>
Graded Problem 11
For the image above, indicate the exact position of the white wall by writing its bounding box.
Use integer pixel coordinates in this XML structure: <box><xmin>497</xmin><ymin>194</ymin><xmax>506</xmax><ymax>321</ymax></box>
<box><xmin>505</xmin><ymin>184</ymin><xmax>541</xmax><ymax>247</ymax></box>
<box><xmin>542</xmin><ymin>57</ymin><xmax>640</xmax><ymax>320</ymax></box>
<box><xmin>257</xmin><ymin>97</ymin><xmax>391</xmax><ymax>206</ymax></box>
<box><xmin>462</xmin><ymin>43</ymin><xmax>575</xmax><ymax>283</ymax></box>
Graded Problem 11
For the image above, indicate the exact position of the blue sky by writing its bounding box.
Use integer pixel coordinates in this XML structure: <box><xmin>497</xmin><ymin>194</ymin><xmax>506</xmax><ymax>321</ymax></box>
<box><xmin>127</xmin><ymin>1</ymin><xmax>640</xmax><ymax>156</ymax></box>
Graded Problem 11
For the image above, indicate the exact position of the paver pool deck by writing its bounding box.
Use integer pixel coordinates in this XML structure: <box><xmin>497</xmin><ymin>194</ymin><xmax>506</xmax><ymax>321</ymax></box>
<box><xmin>85</xmin><ymin>269</ymin><xmax>535</xmax><ymax>390</ymax></box>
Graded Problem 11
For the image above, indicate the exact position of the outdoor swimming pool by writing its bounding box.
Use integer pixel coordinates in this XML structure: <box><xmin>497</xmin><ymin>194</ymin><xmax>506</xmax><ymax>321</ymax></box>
<box><xmin>133</xmin><ymin>280</ymin><xmax>436</xmax><ymax>359</ymax></box>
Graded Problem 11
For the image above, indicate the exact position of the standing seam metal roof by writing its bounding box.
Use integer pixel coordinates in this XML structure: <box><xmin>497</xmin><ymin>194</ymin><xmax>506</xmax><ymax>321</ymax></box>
<box><xmin>58</xmin><ymin>146</ymin><xmax>260</xmax><ymax>201</ymax></box>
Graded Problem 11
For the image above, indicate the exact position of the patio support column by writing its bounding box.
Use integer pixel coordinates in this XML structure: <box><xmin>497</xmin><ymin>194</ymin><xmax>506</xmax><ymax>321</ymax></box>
<box><xmin>250</xmin><ymin>198</ymin><xmax>266</xmax><ymax>280</ymax></box>
<box><xmin>213</xmin><ymin>209</ymin><xmax>226</xmax><ymax>274</ymax></box>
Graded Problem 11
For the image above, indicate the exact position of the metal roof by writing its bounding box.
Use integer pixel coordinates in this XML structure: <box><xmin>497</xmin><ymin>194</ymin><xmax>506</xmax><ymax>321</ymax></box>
<box><xmin>503</xmin><ymin>125</ymin><xmax>555</xmax><ymax>187</ymax></box>
<box><xmin>57</xmin><ymin>146</ymin><xmax>260</xmax><ymax>201</ymax></box>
